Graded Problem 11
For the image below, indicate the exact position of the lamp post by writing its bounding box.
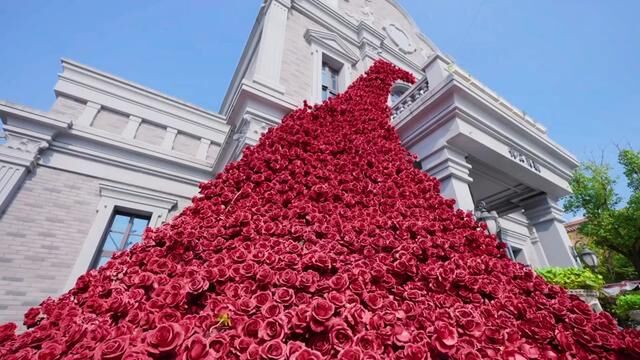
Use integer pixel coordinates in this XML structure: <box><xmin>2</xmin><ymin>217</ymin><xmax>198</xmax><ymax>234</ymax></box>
<box><xmin>475</xmin><ymin>201</ymin><xmax>515</xmax><ymax>260</ymax></box>
<box><xmin>578</xmin><ymin>247</ymin><xmax>599</xmax><ymax>270</ymax></box>
<box><xmin>570</xmin><ymin>243</ymin><xmax>599</xmax><ymax>270</ymax></box>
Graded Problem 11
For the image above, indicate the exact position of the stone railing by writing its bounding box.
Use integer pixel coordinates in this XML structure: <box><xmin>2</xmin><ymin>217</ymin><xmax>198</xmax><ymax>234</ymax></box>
<box><xmin>391</xmin><ymin>77</ymin><xmax>429</xmax><ymax>120</ymax></box>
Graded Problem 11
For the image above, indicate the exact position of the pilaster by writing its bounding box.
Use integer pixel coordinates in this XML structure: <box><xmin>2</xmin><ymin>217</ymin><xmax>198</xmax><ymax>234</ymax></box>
<box><xmin>253</xmin><ymin>0</ymin><xmax>291</xmax><ymax>94</ymax></box>
<box><xmin>0</xmin><ymin>131</ymin><xmax>49</xmax><ymax>216</ymax></box>
<box><xmin>521</xmin><ymin>194</ymin><xmax>577</xmax><ymax>267</ymax></box>
<box><xmin>421</xmin><ymin>146</ymin><xmax>474</xmax><ymax>212</ymax></box>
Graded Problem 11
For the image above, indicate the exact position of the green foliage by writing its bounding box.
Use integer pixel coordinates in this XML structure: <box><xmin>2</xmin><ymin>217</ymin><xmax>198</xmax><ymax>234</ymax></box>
<box><xmin>536</xmin><ymin>267</ymin><xmax>605</xmax><ymax>290</ymax></box>
<box><xmin>563</xmin><ymin>148</ymin><xmax>640</xmax><ymax>277</ymax></box>
<box><xmin>588</xmin><ymin>243</ymin><xmax>638</xmax><ymax>283</ymax></box>
<box><xmin>614</xmin><ymin>293</ymin><xmax>640</xmax><ymax>318</ymax></box>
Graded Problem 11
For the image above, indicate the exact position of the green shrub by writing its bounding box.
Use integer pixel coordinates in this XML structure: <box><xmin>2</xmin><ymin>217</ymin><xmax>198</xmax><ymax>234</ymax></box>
<box><xmin>615</xmin><ymin>293</ymin><xmax>640</xmax><ymax>318</ymax></box>
<box><xmin>535</xmin><ymin>267</ymin><xmax>605</xmax><ymax>290</ymax></box>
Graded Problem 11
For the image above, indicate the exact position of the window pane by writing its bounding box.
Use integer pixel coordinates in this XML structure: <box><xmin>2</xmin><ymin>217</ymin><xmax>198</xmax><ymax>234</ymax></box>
<box><xmin>131</xmin><ymin>218</ymin><xmax>149</xmax><ymax>235</ymax></box>
<box><xmin>125</xmin><ymin>235</ymin><xmax>143</xmax><ymax>249</ymax></box>
<box><xmin>110</xmin><ymin>214</ymin><xmax>130</xmax><ymax>232</ymax></box>
<box><xmin>103</xmin><ymin>232</ymin><xmax>123</xmax><ymax>251</ymax></box>
<box><xmin>322</xmin><ymin>65</ymin><xmax>329</xmax><ymax>86</ymax></box>
<box><xmin>96</xmin><ymin>256</ymin><xmax>110</xmax><ymax>268</ymax></box>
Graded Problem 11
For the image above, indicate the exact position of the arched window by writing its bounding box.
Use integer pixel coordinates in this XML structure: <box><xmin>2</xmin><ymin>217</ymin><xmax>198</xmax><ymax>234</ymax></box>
<box><xmin>390</xmin><ymin>82</ymin><xmax>411</xmax><ymax>105</ymax></box>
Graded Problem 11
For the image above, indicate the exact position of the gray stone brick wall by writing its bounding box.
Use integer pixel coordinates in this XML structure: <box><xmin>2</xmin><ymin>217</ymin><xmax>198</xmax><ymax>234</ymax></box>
<box><xmin>0</xmin><ymin>166</ymin><xmax>101</xmax><ymax>325</ymax></box>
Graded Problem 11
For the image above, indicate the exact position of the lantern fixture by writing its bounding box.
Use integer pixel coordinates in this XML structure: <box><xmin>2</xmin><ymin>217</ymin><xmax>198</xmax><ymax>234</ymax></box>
<box><xmin>474</xmin><ymin>201</ymin><xmax>516</xmax><ymax>260</ymax></box>
<box><xmin>578</xmin><ymin>247</ymin><xmax>599</xmax><ymax>269</ymax></box>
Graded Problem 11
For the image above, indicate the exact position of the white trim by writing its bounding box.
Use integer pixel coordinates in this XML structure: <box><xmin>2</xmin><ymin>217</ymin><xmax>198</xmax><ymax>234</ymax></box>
<box><xmin>64</xmin><ymin>182</ymin><xmax>178</xmax><ymax>290</ymax></box>
<box><xmin>306</xmin><ymin>31</ymin><xmax>357</xmax><ymax>104</ymax></box>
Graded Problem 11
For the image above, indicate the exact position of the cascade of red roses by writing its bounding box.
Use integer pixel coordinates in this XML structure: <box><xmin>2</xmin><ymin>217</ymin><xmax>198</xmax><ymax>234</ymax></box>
<box><xmin>1</xmin><ymin>60</ymin><xmax>639</xmax><ymax>360</ymax></box>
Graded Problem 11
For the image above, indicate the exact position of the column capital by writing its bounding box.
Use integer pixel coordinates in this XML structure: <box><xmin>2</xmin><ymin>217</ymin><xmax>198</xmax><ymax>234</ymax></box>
<box><xmin>520</xmin><ymin>194</ymin><xmax>565</xmax><ymax>225</ymax></box>
<box><xmin>420</xmin><ymin>146</ymin><xmax>472</xmax><ymax>184</ymax></box>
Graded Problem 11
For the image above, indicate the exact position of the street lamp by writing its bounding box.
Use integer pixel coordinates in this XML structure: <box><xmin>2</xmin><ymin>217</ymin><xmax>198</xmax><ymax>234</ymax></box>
<box><xmin>578</xmin><ymin>247</ymin><xmax>599</xmax><ymax>269</ymax></box>
<box><xmin>474</xmin><ymin>201</ymin><xmax>516</xmax><ymax>260</ymax></box>
<box><xmin>474</xmin><ymin>201</ymin><xmax>499</xmax><ymax>236</ymax></box>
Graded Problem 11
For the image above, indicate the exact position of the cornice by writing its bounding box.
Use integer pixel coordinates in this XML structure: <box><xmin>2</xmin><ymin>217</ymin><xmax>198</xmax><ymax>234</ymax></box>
<box><xmin>394</xmin><ymin>76</ymin><xmax>579</xmax><ymax>181</ymax></box>
<box><xmin>58</xmin><ymin>59</ymin><xmax>229</xmax><ymax>138</ymax></box>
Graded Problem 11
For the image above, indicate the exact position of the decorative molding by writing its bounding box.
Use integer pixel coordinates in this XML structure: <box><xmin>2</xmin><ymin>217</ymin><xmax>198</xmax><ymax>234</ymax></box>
<box><xmin>304</xmin><ymin>29</ymin><xmax>360</xmax><ymax>64</ymax></box>
<box><xmin>382</xmin><ymin>22</ymin><xmax>416</xmax><ymax>54</ymax></box>
<box><xmin>57</xmin><ymin>59</ymin><xmax>229</xmax><ymax>142</ymax></box>
<box><xmin>99</xmin><ymin>182</ymin><xmax>178</xmax><ymax>211</ymax></box>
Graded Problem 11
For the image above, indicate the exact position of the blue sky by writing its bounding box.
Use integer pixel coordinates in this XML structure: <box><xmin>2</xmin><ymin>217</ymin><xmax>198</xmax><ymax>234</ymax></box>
<box><xmin>1</xmin><ymin>1</ymin><xmax>638</xmax><ymax>210</ymax></box>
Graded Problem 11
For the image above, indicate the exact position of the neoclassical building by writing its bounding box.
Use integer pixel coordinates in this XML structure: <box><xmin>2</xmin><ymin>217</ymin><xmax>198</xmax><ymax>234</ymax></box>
<box><xmin>0</xmin><ymin>0</ymin><xmax>579</xmax><ymax>324</ymax></box>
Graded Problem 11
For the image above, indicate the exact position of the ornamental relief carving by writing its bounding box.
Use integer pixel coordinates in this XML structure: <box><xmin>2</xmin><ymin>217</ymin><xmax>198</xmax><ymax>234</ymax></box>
<box><xmin>1</xmin><ymin>133</ymin><xmax>49</xmax><ymax>163</ymax></box>
<box><xmin>382</xmin><ymin>23</ymin><xmax>416</xmax><ymax>54</ymax></box>
<box><xmin>343</xmin><ymin>0</ymin><xmax>375</xmax><ymax>25</ymax></box>
<box><xmin>3</xmin><ymin>134</ymin><xmax>46</xmax><ymax>154</ymax></box>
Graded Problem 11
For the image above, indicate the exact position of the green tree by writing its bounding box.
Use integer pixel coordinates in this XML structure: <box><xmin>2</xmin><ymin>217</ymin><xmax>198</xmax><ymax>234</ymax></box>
<box><xmin>564</xmin><ymin>149</ymin><xmax>640</xmax><ymax>278</ymax></box>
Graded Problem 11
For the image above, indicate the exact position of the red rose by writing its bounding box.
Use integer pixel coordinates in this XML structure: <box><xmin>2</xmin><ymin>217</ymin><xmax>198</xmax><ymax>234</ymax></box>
<box><xmin>338</xmin><ymin>347</ymin><xmax>363</xmax><ymax>360</ymax></box>
<box><xmin>461</xmin><ymin>319</ymin><xmax>484</xmax><ymax>338</ymax></box>
<box><xmin>24</xmin><ymin>307</ymin><xmax>42</xmax><ymax>328</ymax></box>
<box><xmin>208</xmin><ymin>334</ymin><xmax>229</xmax><ymax>357</ymax></box>
<box><xmin>37</xmin><ymin>342</ymin><xmax>64</xmax><ymax>360</ymax></box>
<box><xmin>261</xmin><ymin>302</ymin><xmax>283</xmax><ymax>318</ymax></box>
<box><xmin>458</xmin><ymin>349</ymin><xmax>482</xmax><ymax>360</ymax></box>
<box><xmin>393</xmin><ymin>325</ymin><xmax>411</xmax><ymax>346</ymax></box>
<box><xmin>146</xmin><ymin>323</ymin><xmax>185</xmax><ymax>353</ymax></box>
<box><xmin>327</xmin><ymin>291</ymin><xmax>346</xmax><ymax>307</ymax></box>
<box><xmin>404</xmin><ymin>344</ymin><xmax>429</xmax><ymax>360</ymax></box>
<box><xmin>290</xmin><ymin>348</ymin><xmax>324</xmax><ymax>360</ymax></box>
<box><xmin>274</xmin><ymin>288</ymin><xmax>295</xmax><ymax>305</ymax></box>
<box><xmin>260</xmin><ymin>318</ymin><xmax>285</xmax><ymax>340</ymax></box>
<box><xmin>433</xmin><ymin>322</ymin><xmax>457</xmax><ymax>353</ymax></box>
<box><xmin>311</xmin><ymin>298</ymin><xmax>335</xmax><ymax>322</ymax></box>
<box><xmin>135</xmin><ymin>272</ymin><xmax>154</xmax><ymax>287</ymax></box>
<box><xmin>235</xmin><ymin>337</ymin><xmax>254</xmax><ymax>353</ymax></box>
<box><xmin>94</xmin><ymin>336</ymin><xmax>129</xmax><ymax>360</ymax></box>
<box><xmin>156</xmin><ymin>309</ymin><xmax>182</xmax><ymax>325</ymax></box>
<box><xmin>256</xmin><ymin>266</ymin><xmax>275</xmax><ymax>284</ymax></box>
<box><xmin>330</xmin><ymin>325</ymin><xmax>354</xmax><ymax>350</ymax></box>
<box><xmin>355</xmin><ymin>332</ymin><xmax>380</xmax><ymax>353</ymax></box>
<box><xmin>309</xmin><ymin>333</ymin><xmax>332</xmax><ymax>356</ymax></box>
<box><xmin>364</xmin><ymin>293</ymin><xmax>383</xmax><ymax>310</ymax></box>
<box><xmin>260</xmin><ymin>339</ymin><xmax>286</xmax><ymax>360</ymax></box>
<box><xmin>0</xmin><ymin>322</ymin><xmax>17</xmax><ymax>345</ymax></box>
<box><xmin>277</xmin><ymin>270</ymin><xmax>298</xmax><ymax>287</ymax></box>
<box><xmin>287</xmin><ymin>341</ymin><xmax>306</xmax><ymax>357</ymax></box>
<box><xmin>242</xmin><ymin>318</ymin><xmax>262</xmax><ymax>338</ymax></box>
<box><xmin>236</xmin><ymin>297</ymin><xmax>256</xmax><ymax>314</ymax></box>
<box><xmin>187</xmin><ymin>276</ymin><xmax>208</xmax><ymax>293</ymax></box>
<box><xmin>181</xmin><ymin>334</ymin><xmax>210</xmax><ymax>360</ymax></box>
<box><xmin>253</xmin><ymin>291</ymin><xmax>272</xmax><ymax>306</ymax></box>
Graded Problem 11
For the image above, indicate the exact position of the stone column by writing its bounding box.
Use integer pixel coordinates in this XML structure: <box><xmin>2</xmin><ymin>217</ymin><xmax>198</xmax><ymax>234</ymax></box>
<box><xmin>522</xmin><ymin>194</ymin><xmax>577</xmax><ymax>267</ymax></box>
<box><xmin>253</xmin><ymin>0</ymin><xmax>290</xmax><ymax>94</ymax></box>
<box><xmin>421</xmin><ymin>146</ymin><xmax>474</xmax><ymax>212</ymax></box>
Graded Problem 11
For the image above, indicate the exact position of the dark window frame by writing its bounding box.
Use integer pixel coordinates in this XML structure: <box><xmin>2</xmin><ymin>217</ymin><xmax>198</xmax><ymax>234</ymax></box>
<box><xmin>91</xmin><ymin>209</ymin><xmax>151</xmax><ymax>269</ymax></box>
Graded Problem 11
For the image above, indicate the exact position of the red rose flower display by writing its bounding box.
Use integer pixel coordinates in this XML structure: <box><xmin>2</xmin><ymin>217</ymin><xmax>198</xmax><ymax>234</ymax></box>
<box><xmin>0</xmin><ymin>60</ymin><xmax>638</xmax><ymax>359</ymax></box>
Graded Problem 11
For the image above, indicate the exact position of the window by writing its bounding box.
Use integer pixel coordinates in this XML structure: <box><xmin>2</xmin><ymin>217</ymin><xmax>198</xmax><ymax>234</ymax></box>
<box><xmin>321</xmin><ymin>62</ymin><xmax>340</xmax><ymax>100</ymax></box>
<box><xmin>390</xmin><ymin>82</ymin><xmax>411</xmax><ymax>105</ymax></box>
<box><xmin>92</xmin><ymin>211</ymin><xmax>150</xmax><ymax>268</ymax></box>
<box><xmin>509</xmin><ymin>245</ymin><xmax>528</xmax><ymax>265</ymax></box>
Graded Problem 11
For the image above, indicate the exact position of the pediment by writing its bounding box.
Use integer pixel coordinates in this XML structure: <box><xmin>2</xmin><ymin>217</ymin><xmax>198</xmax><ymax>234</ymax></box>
<box><xmin>304</xmin><ymin>29</ymin><xmax>360</xmax><ymax>64</ymax></box>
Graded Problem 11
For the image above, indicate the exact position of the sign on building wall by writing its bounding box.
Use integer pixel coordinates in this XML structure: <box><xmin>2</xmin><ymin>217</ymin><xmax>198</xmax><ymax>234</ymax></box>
<box><xmin>508</xmin><ymin>148</ymin><xmax>541</xmax><ymax>173</ymax></box>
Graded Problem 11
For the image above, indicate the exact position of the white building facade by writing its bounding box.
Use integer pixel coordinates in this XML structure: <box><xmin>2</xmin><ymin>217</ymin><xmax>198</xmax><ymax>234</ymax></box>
<box><xmin>0</xmin><ymin>0</ymin><xmax>579</xmax><ymax>324</ymax></box>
